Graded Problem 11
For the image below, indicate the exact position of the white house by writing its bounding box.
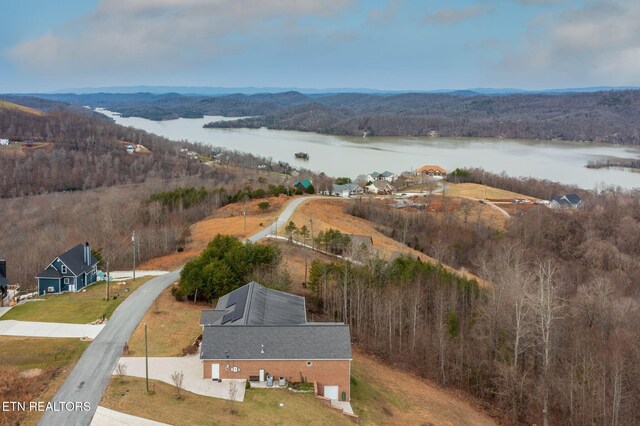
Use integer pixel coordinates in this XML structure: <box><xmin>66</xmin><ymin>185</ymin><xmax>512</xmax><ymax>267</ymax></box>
<box><xmin>367</xmin><ymin>171</ymin><xmax>397</xmax><ymax>182</ymax></box>
<box><xmin>366</xmin><ymin>180</ymin><xmax>396</xmax><ymax>194</ymax></box>
<box><xmin>326</xmin><ymin>183</ymin><xmax>364</xmax><ymax>198</ymax></box>
<box><xmin>550</xmin><ymin>193</ymin><xmax>582</xmax><ymax>209</ymax></box>
<box><xmin>0</xmin><ymin>139</ymin><xmax>8</xmax><ymax>146</ymax></box>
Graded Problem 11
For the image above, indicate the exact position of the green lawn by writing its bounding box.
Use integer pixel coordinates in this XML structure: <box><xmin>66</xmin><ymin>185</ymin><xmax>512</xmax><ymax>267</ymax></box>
<box><xmin>102</xmin><ymin>377</ymin><xmax>352</xmax><ymax>426</ymax></box>
<box><xmin>1</xmin><ymin>277</ymin><xmax>152</xmax><ymax>324</ymax></box>
<box><xmin>0</xmin><ymin>336</ymin><xmax>89</xmax><ymax>371</ymax></box>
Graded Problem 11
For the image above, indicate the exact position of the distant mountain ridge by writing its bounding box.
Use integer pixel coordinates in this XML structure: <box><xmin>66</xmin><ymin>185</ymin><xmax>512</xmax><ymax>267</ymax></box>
<box><xmin>5</xmin><ymin>89</ymin><xmax>640</xmax><ymax>144</ymax></box>
<box><xmin>16</xmin><ymin>85</ymin><xmax>640</xmax><ymax>96</ymax></box>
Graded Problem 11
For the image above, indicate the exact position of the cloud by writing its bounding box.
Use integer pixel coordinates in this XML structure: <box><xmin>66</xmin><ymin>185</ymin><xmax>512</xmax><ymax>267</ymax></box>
<box><xmin>9</xmin><ymin>0</ymin><xmax>355</xmax><ymax>73</ymax></box>
<box><xmin>367</xmin><ymin>0</ymin><xmax>402</xmax><ymax>25</ymax></box>
<box><xmin>502</xmin><ymin>0</ymin><xmax>640</xmax><ymax>86</ymax></box>
<box><xmin>423</xmin><ymin>5</ymin><xmax>492</xmax><ymax>25</ymax></box>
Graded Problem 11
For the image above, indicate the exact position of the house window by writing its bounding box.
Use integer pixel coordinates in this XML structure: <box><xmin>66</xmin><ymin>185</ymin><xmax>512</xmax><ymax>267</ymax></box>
<box><xmin>306</xmin><ymin>361</ymin><xmax>313</xmax><ymax>367</ymax></box>
<box><xmin>64</xmin><ymin>278</ymin><xmax>69</xmax><ymax>284</ymax></box>
<box><xmin>61</xmin><ymin>265</ymin><xmax>67</xmax><ymax>274</ymax></box>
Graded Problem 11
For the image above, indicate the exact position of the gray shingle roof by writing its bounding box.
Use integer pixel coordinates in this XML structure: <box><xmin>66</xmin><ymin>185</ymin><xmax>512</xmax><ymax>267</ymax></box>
<box><xmin>200</xmin><ymin>310</ymin><xmax>226</xmax><ymax>326</ymax></box>
<box><xmin>38</xmin><ymin>266</ymin><xmax>63</xmax><ymax>279</ymax></box>
<box><xmin>552</xmin><ymin>193</ymin><xmax>582</xmax><ymax>206</ymax></box>
<box><xmin>37</xmin><ymin>243</ymin><xmax>98</xmax><ymax>278</ymax></box>
<box><xmin>208</xmin><ymin>282</ymin><xmax>306</xmax><ymax>326</ymax></box>
<box><xmin>200</xmin><ymin>324</ymin><xmax>352</xmax><ymax>360</ymax></box>
<box><xmin>58</xmin><ymin>243</ymin><xmax>98</xmax><ymax>275</ymax></box>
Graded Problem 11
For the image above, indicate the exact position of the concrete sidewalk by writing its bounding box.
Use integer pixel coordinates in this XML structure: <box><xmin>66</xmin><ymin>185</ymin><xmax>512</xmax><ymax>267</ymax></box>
<box><xmin>0</xmin><ymin>320</ymin><xmax>104</xmax><ymax>339</ymax></box>
<box><xmin>116</xmin><ymin>355</ymin><xmax>245</xmax><ymax>401</ymax></box>
<box><xmin>91</xmin><ymin>406</ymin><xmax>170</xmax><ymax>426</ymax></box>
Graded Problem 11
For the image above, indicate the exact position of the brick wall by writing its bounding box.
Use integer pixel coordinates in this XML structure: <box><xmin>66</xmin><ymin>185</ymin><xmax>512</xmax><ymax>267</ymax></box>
<box><xmin>203</xmin><ymin>359</ymin><xmax>351</xmax><ymax>400</ymax></box>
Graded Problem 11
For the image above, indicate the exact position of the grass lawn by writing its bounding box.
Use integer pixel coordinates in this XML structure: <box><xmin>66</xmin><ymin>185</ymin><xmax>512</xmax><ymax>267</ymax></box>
<box><xmin>1</xmin><ymin>277</ymin><xmax>152</xmax><ymax>324</ymax></box>
<box><xmin>102</xmin><ymin>377</ymin><xmax>352</xmax><ymax>426</ymax></box>
<box><xmin>0</xmin><ymin>336</ymin><xmax>89</xmax><ymax>371</ymax></box>
<box><xmin>127</xmin><ymin>286</ymin><xmax>206</xmax><ymax>357</ymax></box>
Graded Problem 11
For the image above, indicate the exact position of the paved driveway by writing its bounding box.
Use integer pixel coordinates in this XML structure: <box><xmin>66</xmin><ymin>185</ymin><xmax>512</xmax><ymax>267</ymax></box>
<box><xmin>39</xmin><ymin>196</ymin><xmax>319</xmax><ymax>426</ymax></box>
<box><xmin>0</xmin><ymin>320</ymin><xmax>104</xmax><ymax>339</ymax></box>
<box><xmin>117</xmin><ymin>355</ymin><xmax>245</xmax><ymax>401</ymax></box>
<box><xmin>91</xmin><ymin>406</ymin><xmax>170</xmax><ymax>426</ymax></box>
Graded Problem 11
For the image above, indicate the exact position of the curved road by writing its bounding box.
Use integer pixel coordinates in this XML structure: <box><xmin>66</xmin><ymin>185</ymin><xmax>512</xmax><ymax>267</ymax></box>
<box><xmin>38</xmin><ymin>196</ymin><xmax>323</xmax><ymax>426</ymax></box>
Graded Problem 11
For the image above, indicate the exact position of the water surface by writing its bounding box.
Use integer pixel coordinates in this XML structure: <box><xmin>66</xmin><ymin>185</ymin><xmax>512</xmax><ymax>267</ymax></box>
<box><xmin>97</xmin><ymin>109</ymin><xmax>640</xmax><ymax>190</ymax></box>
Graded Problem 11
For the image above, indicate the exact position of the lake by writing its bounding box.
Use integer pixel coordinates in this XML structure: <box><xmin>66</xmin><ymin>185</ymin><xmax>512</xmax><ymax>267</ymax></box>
<box><xmin>97</xmin><ymin>109</ymin><xmax>640</xmax><ymax>190</ymax></box>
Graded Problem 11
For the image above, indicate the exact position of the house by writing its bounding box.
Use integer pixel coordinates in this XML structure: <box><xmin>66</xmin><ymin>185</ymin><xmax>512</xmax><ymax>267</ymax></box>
<box><xmin>550</xmin><ymin>193</ymin><xmax>583</xmax><ymax>209</ymax></box>
<box><xmin>200</xmin><ymin>282</ymin><xmax>352</xmax><ymax>401</ymax></box>
<box><xmin>36</xmin><ymin>243</ymin><xmax>99</xmax><ymax>295</ymax></box>
<box><xmin>416</xmin><ymin>165</ymin><xmax>447</xmax><ymax>178</ymax></box>
<box><xmin>293</xmin><ymin>178</ymin><xmax>314</xmax><ymax>193</ymax></box>
<box><xmin>326</xmin><ymin>183</ymin><xmax>363</xmax><ymax>198</ymax></box>
<box><xmin>126</xmin><ymin>145</ymin><xmax>135</xmax><ymax>154</ymax></box>
<box><xmin>0</xmin><ymin>260</ymin><xmax>8</xmax><ymax>301</ymax></box>
<box><xmin>367</xmin><ymin>171</ymin><xmax>397</xmax><ymax>182</ymax></box>
<box><xmin>366</xmin><ymin>180</ymin><xmax>396</xmax><ymax>194</ymax></box>
<box><xmin>0</xmin><ymin>139</ymin><xmax>8</xmax><ymax>146</ymax></box>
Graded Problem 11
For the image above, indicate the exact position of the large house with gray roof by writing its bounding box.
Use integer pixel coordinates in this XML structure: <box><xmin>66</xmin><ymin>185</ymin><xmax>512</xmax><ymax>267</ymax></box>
<box><xmin>36</xmin><ymin>243</ymin><xmax>99</xmax><ymax>295</ymax></box>
<box><xmin>550</xmin><ymin>193</ymin><xmax>583</xmax><ymax>209</ymax></box>
<box><xmin>199</xmin><ymin>281</ymin><xmax>352</xmax><ymax>401</ymax></box>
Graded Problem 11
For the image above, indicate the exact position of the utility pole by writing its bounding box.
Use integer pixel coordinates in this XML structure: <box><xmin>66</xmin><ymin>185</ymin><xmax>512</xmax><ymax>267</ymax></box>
<box><xmin>309</xmin><ymin>217</ymin><xmax>314</xmax><ymax>250</ymax></box>
<box><xmin>132</xmin><ymin>231</ymin><xmax>136</xmax><ymax>280</ymax></box>
<box><xmin>145</xmin><ymin>323</ymin><xmax>149</xmax><ymax>393</ymax></box>
<box><xmin>105</xmin><ymin>260</ymin><xmax>110</xmax><ymax>301</ymax></box>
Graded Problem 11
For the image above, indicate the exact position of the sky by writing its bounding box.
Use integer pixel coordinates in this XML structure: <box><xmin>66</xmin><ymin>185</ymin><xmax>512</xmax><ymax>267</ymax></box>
<box><xmin>1</xmin><ymin>0</ymin><xmax>639</xmax><ymax>92</ymax></box>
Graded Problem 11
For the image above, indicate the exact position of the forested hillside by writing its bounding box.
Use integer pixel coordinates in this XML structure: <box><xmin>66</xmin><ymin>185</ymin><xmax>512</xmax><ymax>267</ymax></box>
<box><xmin>21</xmin><ymin>90</ymin><xmax>640</xmax><ymax>144</ymax></box>
<box><xmin>0</xmin><ymin>102</ymin><xmax>300</xmax><ymax>290</ymax></box>
<box><xmin>332</xmin><ymin>181</ymin><xmax>640</xmax><ymax>425</ymax></box>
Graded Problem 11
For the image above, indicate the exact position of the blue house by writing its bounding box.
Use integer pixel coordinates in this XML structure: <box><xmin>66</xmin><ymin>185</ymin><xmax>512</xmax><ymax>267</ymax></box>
<box><xmin>36</xmin><ymin>243</ymin><xmax>99</xmax><ymax>296</ymax></box>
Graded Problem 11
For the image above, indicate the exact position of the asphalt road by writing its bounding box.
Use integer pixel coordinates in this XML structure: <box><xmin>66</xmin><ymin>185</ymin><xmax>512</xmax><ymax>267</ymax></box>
<box><xmin>38</xmin><ymin>195</ymin><xmax>323</xmax><ymax>426</ymax></box>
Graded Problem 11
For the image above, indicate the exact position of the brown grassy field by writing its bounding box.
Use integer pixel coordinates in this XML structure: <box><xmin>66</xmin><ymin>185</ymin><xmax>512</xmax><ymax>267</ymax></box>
<box><xmin>283</xmin><ymin>198</ymin><xmax>486</xmax><ymax>286</ymax></box>
<box><xmin>351</xmin><ymin>348</ymin><xmax>496</xmax><ymax>425</ymax></box>
<box><xmin>138</xmin><ymin>195</ymin><xmax>301</xmax><ymax>271</ymax></box>
<box><xmin>444</xmin><ymin>182</ymin><xmax>539</xmax><ymax>200</ymax></box>
<box><xmin>0</xmin><ymin>100</ymin><xmax>45</xmax><ymax>116</ymax></box>
<box><xmin>126</xmin><ymin>286</ymin><xmax>206</xmax><ymax>357</ymax></box>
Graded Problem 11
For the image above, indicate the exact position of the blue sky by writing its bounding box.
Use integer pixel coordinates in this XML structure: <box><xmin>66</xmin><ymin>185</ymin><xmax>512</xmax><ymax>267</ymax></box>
<box><xmin>1</xmin><ymin>0</ymin><xmax>639</xmax><ymax>92</ymax></box>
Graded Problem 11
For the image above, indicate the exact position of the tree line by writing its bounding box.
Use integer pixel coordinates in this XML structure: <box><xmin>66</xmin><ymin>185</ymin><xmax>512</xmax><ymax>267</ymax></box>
<box><xmin>328</xmin><ymin>184</ymin><xmax>640</xmax><ymax>424</ymax></box>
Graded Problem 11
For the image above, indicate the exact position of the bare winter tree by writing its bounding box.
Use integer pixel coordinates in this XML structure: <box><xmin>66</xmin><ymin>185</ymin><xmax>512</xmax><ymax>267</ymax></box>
<box><xmin>171</xmin><ymin>370</ymin><xmax>184</xmax><ymax>400</ymax></box>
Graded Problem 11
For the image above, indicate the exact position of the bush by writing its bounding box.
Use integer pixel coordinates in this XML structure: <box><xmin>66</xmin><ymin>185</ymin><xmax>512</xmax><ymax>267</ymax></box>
<box><xmin>245</xmin><ymin>380</ymin><xmax>251</xmax><ymax>389</ymax></box>
<box><xmin>181</xmin><ymin>344</ymin><xmax>199</xmax><ymax>356</ymax></box>
<box><xmin>177</xmin><ymin>235</ymin><xmax>281</xmax><ymax>301</ymax></box>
